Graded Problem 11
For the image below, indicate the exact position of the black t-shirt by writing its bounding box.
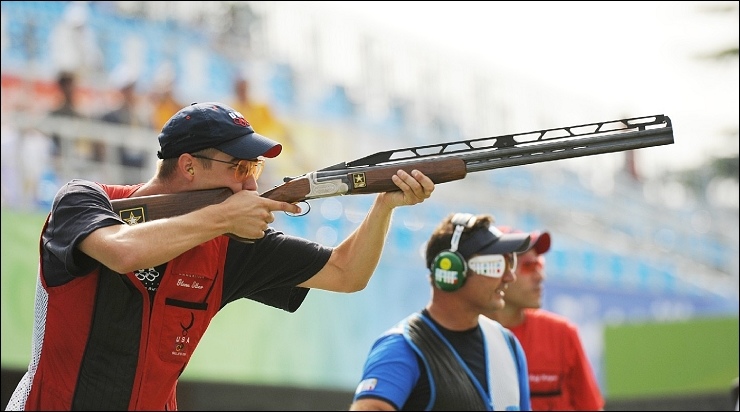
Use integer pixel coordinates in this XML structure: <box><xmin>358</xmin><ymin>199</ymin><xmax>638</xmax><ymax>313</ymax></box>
<box><xmin>41</xmin><ymin>179</ymin><xmax>333</xmax><ymax>311</ymax></box>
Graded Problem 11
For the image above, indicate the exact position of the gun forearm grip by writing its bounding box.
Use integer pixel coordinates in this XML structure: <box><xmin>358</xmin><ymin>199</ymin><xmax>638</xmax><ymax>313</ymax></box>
<box><xmin>348</xmin><ymin>157</ymin><xmax>467</xmax><ymax>194</ymax></box>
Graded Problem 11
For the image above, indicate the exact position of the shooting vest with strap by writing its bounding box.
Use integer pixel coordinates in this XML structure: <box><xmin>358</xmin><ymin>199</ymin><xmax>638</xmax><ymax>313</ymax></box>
<box><xmin>402</xmin><ymin>313</ymin><xmax>521</xmax><ymax>411</ymax></box>
<box><xmin>8</xmin><ymin>184</ymin><xmax>228</xmax><ymax>411</ymax></box>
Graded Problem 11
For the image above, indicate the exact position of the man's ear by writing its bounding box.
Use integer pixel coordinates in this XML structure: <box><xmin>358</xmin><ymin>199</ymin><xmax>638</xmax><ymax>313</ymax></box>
<box><xmin>178</xmin><ymin>154</ymin><xmax>195</xmax><ymax>178</ymax></box>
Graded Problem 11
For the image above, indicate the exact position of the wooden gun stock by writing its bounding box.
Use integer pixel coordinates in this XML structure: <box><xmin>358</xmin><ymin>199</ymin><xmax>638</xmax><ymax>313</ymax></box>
<box><xmin>112</xmin><ymin>188</ymin><xmax>233</xmax><ymax>221</ymax></box>
<box><xmin>111</xmin><ymin>188</ymin><xmax>255</xmax><ymax>243</ymax></box>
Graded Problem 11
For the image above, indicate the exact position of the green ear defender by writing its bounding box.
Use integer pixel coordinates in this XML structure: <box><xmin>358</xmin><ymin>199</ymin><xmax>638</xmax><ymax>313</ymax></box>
<box><xmin>431</xmin><ymin>250</ymin><xmax>468</xmax><ymax>291</ymax></box>
<box><xmin>431</xmin><ymin>213</ymin><xmax>477</xmax><ymax>292</ymax></box>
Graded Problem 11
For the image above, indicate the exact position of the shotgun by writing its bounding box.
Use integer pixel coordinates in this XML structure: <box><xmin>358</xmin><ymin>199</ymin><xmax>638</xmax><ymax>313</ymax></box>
<box><xmin>112</xmin><ymin>114</ymin><xmax>674</xmax><ymax>237</ymax></box>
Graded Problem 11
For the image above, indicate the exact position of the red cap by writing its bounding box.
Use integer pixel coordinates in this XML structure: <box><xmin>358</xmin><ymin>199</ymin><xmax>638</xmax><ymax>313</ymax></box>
<box><xmin>498</xmin><ymin>226</ymin><xmax>551</xmax><ymax>254</ymax></box>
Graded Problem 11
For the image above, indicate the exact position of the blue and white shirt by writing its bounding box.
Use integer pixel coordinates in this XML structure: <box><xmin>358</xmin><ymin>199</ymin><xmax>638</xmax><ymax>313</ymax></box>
<box><xmin>353</xmin><ymin>310</ymin><xmax>531</xmax><ymax>411</ymax></box>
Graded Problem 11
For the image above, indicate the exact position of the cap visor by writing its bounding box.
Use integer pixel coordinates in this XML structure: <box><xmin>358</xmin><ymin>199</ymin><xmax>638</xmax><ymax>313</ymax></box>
<box><xmin>479</xmin><ymin>233</ymin><xmax>531</xmax><ymax>255</ymax></box>
<box><xmin>531</xmin><ymin>231</ymin><xmax>551</xmax><ymax>254</ymax></box>
<box><xmin>216</xmin><ymin>132</ymin><xmax>282</xmax><ymax>159</ymax></box>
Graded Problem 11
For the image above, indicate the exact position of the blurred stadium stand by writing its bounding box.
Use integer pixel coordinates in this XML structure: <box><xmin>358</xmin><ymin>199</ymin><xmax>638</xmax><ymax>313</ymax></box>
<box><xmin>1</xmin><ymin>2</ymin><xmax>737</xmax><ymax>410</ymax></box>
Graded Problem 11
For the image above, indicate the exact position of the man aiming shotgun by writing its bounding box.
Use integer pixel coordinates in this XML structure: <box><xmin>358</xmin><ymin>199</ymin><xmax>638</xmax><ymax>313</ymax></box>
<box><xmin>6</xmin><ymin>102</ymin><xmax>435</xmax><ymax>411</ymax></box>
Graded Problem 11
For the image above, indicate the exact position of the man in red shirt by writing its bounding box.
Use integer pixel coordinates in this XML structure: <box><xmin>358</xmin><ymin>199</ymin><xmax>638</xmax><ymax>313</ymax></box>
<box><xmin>486</xmin><ymin>228</ymin><xmax>605</xmax><ymax>410</ymax></box>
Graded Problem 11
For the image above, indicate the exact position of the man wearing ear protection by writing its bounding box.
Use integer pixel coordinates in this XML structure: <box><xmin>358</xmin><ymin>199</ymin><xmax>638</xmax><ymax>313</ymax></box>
<box><xmin>485</xmin><ymin>228</ymin><xmax>604</xmax><ymax>411</ymax></box>
<box><xmin>351</xmin><ymin>213</ymin><xmax>532</xmax><ymax>411</ymax></box>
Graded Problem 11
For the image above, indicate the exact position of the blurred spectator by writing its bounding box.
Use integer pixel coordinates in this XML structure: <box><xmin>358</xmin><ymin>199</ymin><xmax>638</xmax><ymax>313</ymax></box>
<box><xmin>48</xmin><ymin>1</ymin><xmax>104</xmax><ymax>84</ymax></box>
<box><xmin>99</xmin><ymin>65</ymin><xmax>151</xmax><ymax>184</ymax></box>
<box><xmin>20</xmin><ymin>127</ymin><xmax>57</xmax><ymax>210</ymax></box>
<box><xmin>49</xmin><ymin>71</ymin><xmax>105</xmax><ymax>164</ymax></box>
<box><xmin>230</xmin><ymin>75</ymin><xmax>302</xmax><ymax>179</ymax></box>
<box><xmin>101</xmin><ymin>66</ymin><xmax>149</xmax><ymax>126</ymax></box>
<box><xmin>230</xmin><ymin>76</ymin><xmax>288</xmax><ymax>141</ymax></box>
<box><xmin>49</xmin><ymin>71</ymin><xmax>83</xmax><ymax>118</ymax></box>
<box><xmin>150</xmin><ymin>62</ymin><xmax>183</xmax><ymax>132</ymax></box>
<box><xmin>1</xmin><ymin>122</ymin><xmax>22</xmax><ymax>207</ymax></box>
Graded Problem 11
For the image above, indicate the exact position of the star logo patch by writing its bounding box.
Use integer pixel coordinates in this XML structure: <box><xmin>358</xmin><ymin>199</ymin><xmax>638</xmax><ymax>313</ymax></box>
<box><xmin>119</xmin><ymin>207</ymin><xmax>146</xmax><ymax>225</ymax></box>
<box><xmin>352</xmin><ymin>172</ymin><xmax>367</xmax><ymax>188</ymax></box>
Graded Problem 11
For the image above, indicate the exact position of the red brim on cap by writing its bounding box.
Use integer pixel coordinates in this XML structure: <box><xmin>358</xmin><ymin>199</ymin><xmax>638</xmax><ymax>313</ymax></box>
<box><xmin>530</xmin><ymin>231</ymin><xmax>551</xmax><ymax>254</ymax></box>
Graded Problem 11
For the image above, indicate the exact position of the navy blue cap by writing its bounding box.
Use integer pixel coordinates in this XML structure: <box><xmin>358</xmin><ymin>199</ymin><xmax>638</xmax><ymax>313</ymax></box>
<box><xmin>458</xmin><ymin>226</ymin><xmax>531</xmax><ymax>259</ymax></box>
<box><xmin>157</xmin><ymin>102</ymin><xmax>282</xmax><ymax>160</ymax></box>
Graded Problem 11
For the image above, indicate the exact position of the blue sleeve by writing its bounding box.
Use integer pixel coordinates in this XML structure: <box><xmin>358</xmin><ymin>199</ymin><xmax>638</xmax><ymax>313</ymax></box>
<box><xmin>352</xmin><ymin>331</ymin><xmax>420</xmax><ymax>410</ymax></box>
<box><xmin>511</xmin><ymin>333</ymin><xmax>532</xmax><ymax>411</ymax></box>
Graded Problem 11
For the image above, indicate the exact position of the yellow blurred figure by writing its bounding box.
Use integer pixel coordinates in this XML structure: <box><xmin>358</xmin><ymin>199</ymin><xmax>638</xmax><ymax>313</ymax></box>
<box><xmin>230</xmin><ymin>77</ymin><xmax>287</xmax><ymax>141</ymax></box>
<box><xmin>150</xmin><ymin>63</ymin><xmax>183</xmax><ymax>132</ymax></box>
<box><xmin>230</xmin><ymin>76</ymin><xmax>300</xmax><ymax>181</ymax></box>
<box><xmin>150</xmin><ymin>89</ymin><xmax>183</xmax><ymax>133</ymax></box>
